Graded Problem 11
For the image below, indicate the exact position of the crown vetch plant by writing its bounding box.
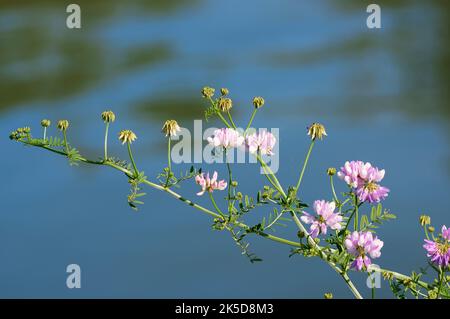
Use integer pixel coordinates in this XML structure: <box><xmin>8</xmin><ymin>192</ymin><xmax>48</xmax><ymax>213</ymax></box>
<box><xmin>9</xmin><ymin>86</ymin><xmax>449</xmax><ymax>299</ymax></box>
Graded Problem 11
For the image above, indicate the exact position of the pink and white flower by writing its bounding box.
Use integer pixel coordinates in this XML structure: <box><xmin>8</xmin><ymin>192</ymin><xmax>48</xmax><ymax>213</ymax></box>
<box><xmin>337</xmin><ymin>161</ymin><xmax>390</xmax><ymax>203</ymax></box>
<box><xmin>344</xmin><ymin>231</ymin><xmax>384</xmax><ymax>271</ymax></box>
<box><xmin>207</xmin><ymin>128</ymin><xmax>244</xmax><ymax>149</ymax></box>
<box><xmin>195</xmin><ymin>171</ymin><xmax>227</xmax><ymax>196</ymax></box>
<box><xmin>301</xmin><ymin>200</ymin><xmax>343</xmax><ymax>238</ymax></box>
<box><xmin>246</xmin><ymin>130</ymin><xmax>276</xmax><ymax>156</ymax></box>
<box><xmin>423</xmin><ymin>225</ymin><xmax>450</xmax><ymax>267</ymax></box>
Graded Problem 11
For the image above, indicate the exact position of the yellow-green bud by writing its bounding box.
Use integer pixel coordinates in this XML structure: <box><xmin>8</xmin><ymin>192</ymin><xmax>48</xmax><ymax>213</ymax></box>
<box><xmin>327</xmin><ymin>167</ymin><xmax>336</xmax><ymax>176</ymax></box>
<box><xmin>17</xmin><ymin>127</ymin><xmax>31</xmax><ymax>134</ymax></box>
<box><xmin>307</xmin><ymin>123</ymin><xmax>327</xmax><ymax>141</ymax></box>
<box><xmin>419</xmin><ymin>215</ymin><xmax>431</xmax><ymax>227</ymax></box>
<box><xmin>220</xmin><ymin>88</ymin><xmax>229</xmax><ymax>96</ymax></box>
<box><xmin>118</xmin><ymin>129</ymin><xmax>137</xmax><ymax>144</ymax></box>
<box><xmin>41</xmin><ymin>119</ymin><xmax>51</xmax><ymax>128</ymax></box>
<box><xmin>314</xmin><ymin>238</ymin><xmax>320</xmax><ymax>244</ymax></box>
<box><xmin>101</xmin><ymin>110</ymin><xmax>116</xmax><ymax>123</ymax></box>
<box><xmin>324</xmin><ymin>293</ymin><xmax>333</xmax><ymax>299</ymax></box>
<box><xmin>201</xmin><ymin>86</ymin><xmax>215</xmax><ymax>99</ymax></box>
<box><xmin>236</xmin><ymin>192</ymin><xmax>243</xmax><ymax>200</ymax></box>
<box><xmin>57</xmin><ymin>120</ymin><xmax>69</xmax><ymax>131</ymax></box>
<box><xmin>162</xmin><ymin>119</ymin><xmax>181</xmax><ymax>137</ymax></box>
<box><xmin>253</xmin><ymin>96</ymin><xmax>265</xmax><ymax>109</ymax></box>
<box><xmin>218</xmin><ymin>97</ymin><xmax>233</xmax><ymax>112</ymax></box>
<box><xmin>428</xmin><ymin>226</ymin><xmax>435</xmax><ymax>233</ymax></box>
<box><xmin>297</xmin><ymin>231</ymin><xmax>305</xmax><ymax>238</ymax></box>
<box><xmin>382</xmin><ymin>271</ymin><xmax>394</xmax><ymax>281</ymax></box>
<box><xmin>231</xmin><ymin>181</ymin><xmax>238</xmax><ymax>187</ymax></box>
<box><xmin>428</xmin><ymin>290</ymin><xmax>438</xmax><ymax>299</ymax></box>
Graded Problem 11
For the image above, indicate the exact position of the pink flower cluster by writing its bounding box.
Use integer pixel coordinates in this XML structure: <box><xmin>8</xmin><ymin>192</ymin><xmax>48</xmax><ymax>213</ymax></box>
<box><xmin>246</xmin><ymin>130</ymin><xmax>276</xmax><ymax>156</ymax></box>
<box><xmin>345</xmin><ymin>231</ymin><xmax>384</xmax><ymax>271</ymax></box>
<box><xmin>337</xmin><ymin>161</ymin><xmax>390</xmax><ymax>203</ymax></box>
<box><xmin>207</xmin><ymin>128</ymin><xmax>244</xmax><ymax>149</ymax></box>
<box><xmin>301</xmin><ymin>200</ymin><xmax>343</xmax><ymax>238</ymax></box>
<box><xmin>423</xmin><ymin>225</ymin><xmax>450</xmax><ymax>267</ymax></box>
<box><xmin>195</xmin><ymin>171</ymin><xmax>227</xmax><ymax>196</ymax></box>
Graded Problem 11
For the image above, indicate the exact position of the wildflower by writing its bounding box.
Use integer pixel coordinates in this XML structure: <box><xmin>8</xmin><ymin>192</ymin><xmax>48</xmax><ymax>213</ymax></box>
<box><xmin>162</xmin><ymin>120</ymin><xmax>181</xmax><ymax>137</ymax></box>
<box><xmin>218</xmin><ymin>97</ymin><xmax>233</xmax><ymax>112</ymax></box>
<box><xmin>300</xmin><ymin>200</ymin><xmax>343</xmax><ymax>238</ymax></box>
<box><xmin>423</xmin><ymin>225</ymin><xmax>450</xmax><ymax>267</ymax></box>
<box><xmin>419</xmin><ymin>215</ymin><xmax>431</xmax><ymax>227</ymax></box>
<box><xmin>57</xmin><ymin>120</ymin><xmax>69</xmax><ymax>131</ymax></box>
<box><xmin>327</xmin><ymin>167</ymin><xmax>336</xmax><ymax>176</ymax></box>
<box><xmin>41</xmin><ymin>119</ymin><xmax>51</xmax><ymax>127</ymax></box>
<box><xmin>252</xmin><ymin>96</ymin><xmax>265</xmax><ymax>109</ymax></box>
<box><xmin>307</xmin><ymin>123</ymin><xmax>327</xmax><ymax>141</ymax></box>
<box><xmin>207</xmin><ymin>128</ymin><xmax>244</xmax><ymax>149</ymax></box>
<box><xmin>220</xmin><ymin>88</ymin><xmax>229</xmax><ymax>96</ymax></box>
<box><xmin>101</xmin><ymin>110</ymin><xmax>116</xmax><ymax>123</ymax></box>
<box><xmin>195</xmin><ymin>171</ymin><xmax>227</xmax><ymax>196</ymax></box>
<box><xmin>337</xmin><ymin>161</ymin><xmax>390</xmax><ymax>203</ymax></box>
<box><xmin>201</xmin><ymin>86</ymin><xmax>215</xmax><ymax>99</ymax></box>
<box><xmin>118</xmin><ymin>130</ymin><xmax>137</xmax><ymax>144</ymax></box>
<box><xmin>246</xmin><ymin>130</ymin><xmax>276</xmax><ymax>156</ymax></box>
<box><xmin>345</xmin><ymin>231</ymin><xmax>384</xmax><ymax>271</ymax></box>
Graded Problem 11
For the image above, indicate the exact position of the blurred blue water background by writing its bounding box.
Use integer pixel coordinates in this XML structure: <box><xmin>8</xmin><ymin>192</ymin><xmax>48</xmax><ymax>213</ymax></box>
<box><xmin>0</xmin><ymin>0</ymin><xmax>449</xmax><ymax>298</ymax></box>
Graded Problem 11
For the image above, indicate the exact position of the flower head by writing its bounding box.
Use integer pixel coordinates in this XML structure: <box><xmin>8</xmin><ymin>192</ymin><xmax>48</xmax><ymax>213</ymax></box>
<box><xmin>301</xmin><ymin>200</ymin><xmax>343</xmax><ymax>238</ymax></box>
<box><xmin>118</xmin><ymin>130</ymin><xmax>137</xmax><ymax>144</ymax></box>
<box><xmin>101</xmin><ymin>110</ymin><xmax>116</xmax><ymax>123</ymax></box>
<box><xmin>345</xmin><ymin>231</ymin><xmax>384</xmax><ymax>271</ymax></box>
<box><xmin>337</xmin><ymin>161</ymin><xmax>390</xmax><ymax>203</ymax></box>
<box><xmin>218</xmin><ymin>97</ymin><xmax>233</xmax><ymax>112</ymax></box>
<box><xmin>307</xmin><ymin>123</ymin><xmax>327</xmax><ymax>141</ymax></box>
<box><xmin>41</xmin><ymin>119</ymin><xmax>51</xmax><ymax>128</ymax></box>
<box><xmin>162</xmin><ymin>120</ymin><xmax>181</xmax><ymax>137</ymax></box>
<box><xmin>57</xmin><ymin>120</ymin><xmax>69</xmax><ymax>131</ymax></box>
<box><xmin>327</xmin><ymin>167</ymin><xmax>336</xmax><ymax>176</ymax></box>
<box><xmin>195</xmin><ymin>171</ymin><xmax>227</xmax><ymax>196</ymax></box>
<box><xmin>201</xmin><ymin>86</ymin><xmax>215</xmax><ymax>99</ymax></box>
<box><xmin>419</xmin><ymin>215</ymin><xmax>431</xmax><ymax>227</ymax></box>
<box><xmin>423</xmin><ymin>225</ymin><xmax>450</xmax><ymax>267</ymax></box>
<box><xmin>207</xmin><ymin>128</ymin><xmax>244</xmax><ymax>149</ymax></box>
<box><xmin>252</xmin><ymin>96</ymin><xmax>265</xmax><ymax>109</ymax></box>
<box><xmin>246</xmin><ymin>130</ymin><xmax>276</xmax><ymax>156</ymax></box>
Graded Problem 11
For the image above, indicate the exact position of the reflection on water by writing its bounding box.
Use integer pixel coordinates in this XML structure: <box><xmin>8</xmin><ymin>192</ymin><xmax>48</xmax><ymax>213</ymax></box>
<box><xmin>0</xmin><ymin>0</ymin><xmax>449</xmax><ymax>298</ymax></box>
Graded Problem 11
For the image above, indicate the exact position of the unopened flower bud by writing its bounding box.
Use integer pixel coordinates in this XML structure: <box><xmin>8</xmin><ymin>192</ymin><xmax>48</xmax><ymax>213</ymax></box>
<box><xmin>220</xmin><ymin>88</ymin><xmax>229</xmax><ymax>96</ymax></box>
<box><xmin>428</xmin><ymin>226</ymin><xmax>435</xmax><ymax>233</ymax></box>
<box><xmin>57</xmin><ymin>120</ymin><xmax>69</xmax><ymax>131</ymax></box>
<box><xmin>324</xmin><ymin>293</ymin><xmax>333</xmax><ymax>299</ymax></box>
<box><xmin>419</xmin><ymin>215</ymin><xmax>431</xmax><ymax>227</ymax></box>
<box><xmin>218</xmin><ymin>97</ymin><xmax>232</xmax><ymax>112</ymax></box>
<box><xmin>118</xmin><ymin>129</ymin><xmax>137</xmax><ymax>144</ymax></box>
<box><xmin>231</xmin><ymin>181</ymin><xmax>238</xmax><ymax>187</ymax></box>
<box><xmin>307</xmin><ymin>123</ymin><xmax>327</xmax><ymax>141</ymax></box>
<box><xmin>201</xmin><ymin>86</ymin><xmax>215</xmax><ymax>99</ymax></box>
<box><xmin>314</xmin><ymin>238</ymin><xmax>320</xmax><ymax>244</ymax></box>
<box><xmin>236</xmin><ymin>192</ymin><xmax>243</xmax><ymax>200</ymax></box>
<box><xmin>297</xmin><ymin>231</ymin><xmax>305</xmax><ymax>238</ymax></box>
<box><xmin>162</xmin><ymin>120</ymin><xmax>181</xmax><ymax>137</ymax></box>
<box><xmin>41</xmin><ymin>119</ymin><xmax>51</xmax><ymax>128</ymax></box>
<box><xmin>327</xmin><ymin>167</ymin><xmax>336</xmax><ymax>176</ymax></box>
<box><xmin>253</xmin><ymin>96</ymin><xmax>265</xmax><ymax>109</ymax></box>
<box><xmin>101</xmin><ymin>110</ymin><xmax>116</xmax><ymax>123</ymax></box>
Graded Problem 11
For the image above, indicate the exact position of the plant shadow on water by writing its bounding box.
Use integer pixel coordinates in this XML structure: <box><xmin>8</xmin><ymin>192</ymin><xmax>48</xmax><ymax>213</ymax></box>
<box><xmin>0</xmin><ymin>0</ymin><xmax>449</xmax><ymax>297</ymax></box>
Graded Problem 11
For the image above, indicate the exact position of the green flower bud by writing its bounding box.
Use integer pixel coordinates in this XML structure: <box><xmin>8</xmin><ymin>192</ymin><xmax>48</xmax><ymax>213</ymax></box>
<box><xmin>231</xmin><ymin>181</ymin><xmax>238</xmax><ymax>187</ymax></box>
<box><xmin>57</xmin><ymin>120</ymin><xmax>69</xmax><ymax>131</ymax></box>
<box><xmin>297</xmin><ymin>231</ymin><xmax>305</xmax><ymax>239</ymax></box>
<box><xmin>419</xmin><ymin>215</ymin><xmax>431</xmax><ymax>227</ymax></box>
<box><xmin>220</xmin><ymin>88</ymin><xmax>229</xmax><ymax>96</ymax></box>
<box><xmin>41</xmin><ymin>119</ymin><xmax>51</xmax><ymax>128</ymax></box>
<box><xmin>327</xmin><ymin>167</ymin><xmax>336</xmax><ymax>176</ymax></box>
<box><xmin>101</xmin><ymin>110</ymin><xmax>116</xmax><ymax>123</ymax></box>
<box><xmin>428</xmin><ymin>226</ymin><xmax>435</xmax><ymax>233</ymax></box>
<box><xmin>236</xmin><ymin>192</ymin><xmax>243</xmax><ymax>200</ymax></box>
<box><xmin>253</xmin><ymin>96</ymin><xmax>265</xmax><ymax>109</ymax></box>
<box><xmin>324</xmin><ymin>293</ymin><xmax>333</xmax><ymax>299</ymax></box>
<box><xmin>201</xmin><ymin>86</ymin><xmax>215</xmax><ymax>99</ymax></box>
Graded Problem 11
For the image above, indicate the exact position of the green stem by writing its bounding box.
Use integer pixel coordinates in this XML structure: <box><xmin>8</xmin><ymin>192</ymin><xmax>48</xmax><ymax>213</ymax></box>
<box><xmin>104</xmin><ymin>122</ymin><xmax>109</xmax><ymax>160</ymax></box>
<box><xmin>165</xmin><ymin>138</ymin><xmax>172</xmax><ymax>188</ymax></box>
<box><xmin>354</xmin><ymin>196</ymin><xmax>359</xmax><ymax>231</ymax></box>
<box><xmin>245</xmin><ymin>109</ymin><xmax>257</xmax><ymax>134</ymax></box>
<box><xmin>330</xmin><ymin>175</ymin><xmax>338</xmax><ymax>203</ymax></box>
<box><xmin>227</xmin><ymin>110</ymin><xmax>237</xmax><ymax>129</ymax></box>
<box><xmin>209</xmin><ymin>192</ymin><xmax>225</xmax><ymax>218</ymax></box>
<box><xmin>256</xmin><ymin>153</ymin><xmax>286</xmax><ymax>197</ymax></box>
<box><xmin>62</xmin><ymin>131</ymin><xmax>69</xmax><ymax>154</ymax></box>
<box><xmin>127</xmin><ymin>142</ymin><xmax>139</xmax><ymax>177</ymax></box>
<box><xmin>437</xmin><ymin>267</ymin><xmax>444</xmax><ymax>298</ymax></box>
<box><xmin>295</xmin><ymin>140</ymin><xmax>315</xmax><ymax>195</ymax></box>
<box><xmin>226</xmin><ymin>155</ymin><xmax>234</xmax><ymax>214</ymax></box>
<box><xmin>43</xmin><ymin>127</ymin><xmax>47</xmax><ymax>140</ymax></box>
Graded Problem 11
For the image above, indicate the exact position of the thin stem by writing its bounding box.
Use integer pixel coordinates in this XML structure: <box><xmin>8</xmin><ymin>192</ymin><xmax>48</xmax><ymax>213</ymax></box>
<box><xmin>437</xmin><ymin>267</ymin><xmax>444</xmax><ymax>298</ymax></box>
<box><xmin>209</xmin><ymin>192</ymin><xmax>225</xmax><ymax>218</ymax></box>
<box><xmin>167</xmin><ymin>138</ymin><xmax>172</xmax><ymax>172</ymax></box>
<box><xmin>340</xmin><ymin>272</ymin><xmax>363</xmax><ymax>299</ymax></box>
<box><xmin>62</xmin><ymin>131</ymin><xmax>69</xmax><ymax>154</ymax></box>
<box><xmin>354</xmin><ymin>196</ymin><xmax>359</xmax><ymax>231</ymax></box>
<box><xmin>295</xmin><ymin>140</ymin><xmax>315</xmax><ymax>195</ymax></box>
<box><xmin>227</xmin><ymin>110</ymin><xmax>237</xmax><ymax>129</ymax></box>
<box><xmin>127</xmin><ymin>142</ymin><xmax>139</xmax><ymax>177</ymax></box>
<box><xmin>104</xmin><ymin>122</ymin><xmax>109</xmax><ymax>160</ymax></box>
<box><xmin>330</xmin><ymin>176</ymin><xmax>338</xmax><ymax>203</ymax></box>
<box><xmin>43</xmin><ymin>127</ymin><xmax>47</xmax><ymax>140</ymax></box>
<box><xmin>256</xmin><ymin>153</ymin><xmax>286</xmax><ymax>197</ymax></box>
<box><xmin>245</xmin><ymin>109</ymin><xmax>257</xmax><ymax>133</ymax></box>
<box><xmin>225</xmin><ymin>154</ymin><xmax>234</xmax><ymax>214</ymax></box>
